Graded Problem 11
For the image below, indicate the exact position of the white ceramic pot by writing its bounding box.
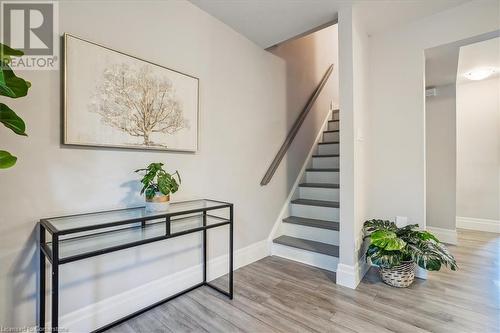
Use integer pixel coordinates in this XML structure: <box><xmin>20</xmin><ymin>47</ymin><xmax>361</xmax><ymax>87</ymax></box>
<box><xmin>145</xmin><ymin>193</ymin><xmax>170</xmax><ymax>212</ymax></box>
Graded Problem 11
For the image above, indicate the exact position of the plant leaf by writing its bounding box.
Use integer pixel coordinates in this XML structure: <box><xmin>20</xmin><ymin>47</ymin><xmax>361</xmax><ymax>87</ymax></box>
<box><xmin>0</xmin><ymin>43</ymin><xmax>24</xmax><ymax>62</ymax></box>
<box><xmin>145</xmin><ymin>186</ymin><xmax>156</xmax><ymax>200</ymax></box>
<box><xmin>363</xmin><ymin>219</ymin><xmax>397</xmax><ymax>234</ymax></box>
<box><xmin>417</xmin><ymin>230</ymin><xmax>440</xmax><ymax>243</ymax></box>
<box><xmin>370</xmin><ymin>230</ymin><xmax>406</xmax><ymax>251</ymax></box>
<box><xmin>157</xmin><ymin>174</ymin><xmax>172</xmax><ymax>195</ymax></box>
<box><xmin>405</xmin><ymin>240</ymin><xmax>457</xmax><ymax>271</ymax></box>
<box><xmin>364</xmin><ymin>216</ymin><xmax>457</xmax><ymax>272</ymax></box>
<box><xmin>366</xmin><ymin>244</ymin><xmax>402</xmax><ymax>268</ymax></box>
<box><xmin>136</xmin><ymin>163</ymin><xmax>181</xmax><ymax>197</ymax></box>
<box><xmin>0</xmin><ymin>65</ymin><xmax>31</xmax><ymax>98</ymax></box>
<box><xmin>0</xmin><ymin>103</ymin><xmax>26</xmax><ymax>135</ymax></box>
<box><xmin>0</xmin><ymin>150</ymin><xmax>17</xmax><ymax>168</ymax></box>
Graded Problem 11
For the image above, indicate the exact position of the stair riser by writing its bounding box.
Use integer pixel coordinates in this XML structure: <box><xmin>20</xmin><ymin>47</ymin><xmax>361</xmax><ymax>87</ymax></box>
<box><xmin>291</xmin><ymin>204</ymin><xmax>339</xmax><ymax>222</ymax></box>
<box><xmin>306</xmin><ymin>171</ymin><xmax>340</xmax><ymax>183</ymax></box>
<box><xmin>323</xmin><ymin>131</ymin><xmax>339</xmax><ymax>142</ymax></box>
<box><xmin>332</xmin><ymin>112</ymin><xmax>340</xmax><ymax>121</ymax></box>
<box><xmin>279</xmin><ymin>223</ymin><xmax>339</xmax><ymax>245</ymax></box>
<box><xmin>328</xmin><ymin>122</ymin><xmax>339</xmax><ymax>131</ymax></box>
<box><xmin>299</xmin><ymin>187</ymin><xmax>339</xmax><ymax>201</ymax></box>
<box><xmin>318</xmin><ymin>143</ymin><xmax>339</xmax><ymax>155</ymax></box>
<box><xmin>272</xmin><ymin>245</ymin><xmax>338</xmax><ymax>272</ymax></box>
<box><xmin>312</xmin><ymin>156</ymin><xmax>339</xmax><ymax>169</ymax></box>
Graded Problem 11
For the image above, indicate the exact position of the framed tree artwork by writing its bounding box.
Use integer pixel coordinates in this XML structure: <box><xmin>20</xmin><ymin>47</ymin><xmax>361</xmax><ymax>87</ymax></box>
<box><xmin>64</xmin><ymin>33</ymin><xmax>199</xmax><ymax>152</ymax></box>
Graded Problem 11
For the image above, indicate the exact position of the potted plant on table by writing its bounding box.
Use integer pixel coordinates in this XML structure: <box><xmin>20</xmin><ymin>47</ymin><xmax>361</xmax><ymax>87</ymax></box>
<box><xmin>363</xmin><ymin>220</ymin><xmax>457</xmax><ymax>288</ymax></box>
<box><xmin>135</xmin><ymin>163</ymin><xmax>181</xmax><ymax>212</ymax></box>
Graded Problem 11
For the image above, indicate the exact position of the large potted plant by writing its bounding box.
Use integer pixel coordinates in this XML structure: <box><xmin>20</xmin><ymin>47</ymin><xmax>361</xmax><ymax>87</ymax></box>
<box><xmin>363</xmin><ymin>220</ymin><xmax>457</xmax><ymax>287</ymax></box>
<box><xmin>135</xmin><ymin>163</ymin><xmax>181</xmax><ymax>212</ymax></box>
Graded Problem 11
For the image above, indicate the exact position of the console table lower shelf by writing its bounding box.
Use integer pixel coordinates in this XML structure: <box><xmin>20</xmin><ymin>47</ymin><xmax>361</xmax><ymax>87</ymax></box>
<box><xmin>38</xmin><ymin>199</ymin><xmax>234</xmax><ymax>332</ymax></box>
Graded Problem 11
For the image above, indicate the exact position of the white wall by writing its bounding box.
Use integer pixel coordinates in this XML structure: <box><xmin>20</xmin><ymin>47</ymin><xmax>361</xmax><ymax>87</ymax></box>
<box><xmin>365</xmin><ymin>0</ymin><xmax>499</xmax><ymax>229</ymax></box>
<box><xmin>456</xmin><ymin>77</ymin><xmax>500</xmax><ymax>222</ymax></box>
<box><xmin>0</xmin><ymin>0</ymin><xmax>310</xmax><ymax>330</ymax></box>
<box><xmin>426</xmin><ymin>85</ymin><xmax>457</xmax><ymax>232</ymax></box>
<box><xmin>336</xmin><ymin>4</ymin><xmax>371</xmax><ymax>289</ymax></box>
<box><xmin>268</xmin><ymin>25</ymin><xmax>339</xmax><ymax>187</ymax></box>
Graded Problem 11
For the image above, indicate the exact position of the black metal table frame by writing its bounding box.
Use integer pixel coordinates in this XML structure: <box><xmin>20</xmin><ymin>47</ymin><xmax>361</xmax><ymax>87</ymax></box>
<box><xmin>38</xmin><ymin>199</ymin><xmax>234</xmax><ymax>333</ymax></box>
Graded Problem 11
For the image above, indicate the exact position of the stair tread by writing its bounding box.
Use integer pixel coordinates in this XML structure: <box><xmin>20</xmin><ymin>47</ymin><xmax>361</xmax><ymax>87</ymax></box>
<box><xmin>283</xmin><ymin>216</ymin><xmax>340</xmax><ymax>231</ymax></box>
<box><xmin>323</xmin><ymin>130</ymin><xmax>339</xmax><ymax>133</ymax></box>
<box><xmin>273</xmin><ymin>235</ymin><xmax>339</xmax><ymax>257</ymax></box>
<box><xmin>312</xmin><ymin>154</ymin><xmax>339</xmax><ymax>158</ymax></box>
<box><xmin>291</xmin><ymin>198</ymin><xmax>339</xmax><ymax>208</ymax></box>
<box><xmin>328</xmin><ymin>120</ymin><xmax>339</xmax><ymax>122</ymax></box>
<box><xmin>306</xmin><ymin>168</ymin><xmax>340</xmax><ymax>172</ymax></box>
<box><xmin>299</xmin><ymin>182</ymin><xmax>339</xmax><ymax>189</ymax></box>
<box><xmin>318</xmin><ymin>141</ymin><xmax>339</xmax><ymax>145</ymax></box>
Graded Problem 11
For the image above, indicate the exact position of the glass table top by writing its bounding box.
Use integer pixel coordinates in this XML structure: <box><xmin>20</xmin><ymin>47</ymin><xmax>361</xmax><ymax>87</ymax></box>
<box><xmin>42</xmin><ymin>199</ymin><xmax>230</xmax><ymax>233</ymax></box>
<box><xmin>46</xmin><ymin>214</ymin><xmax>230</xmax><ymax>260</ymax></box>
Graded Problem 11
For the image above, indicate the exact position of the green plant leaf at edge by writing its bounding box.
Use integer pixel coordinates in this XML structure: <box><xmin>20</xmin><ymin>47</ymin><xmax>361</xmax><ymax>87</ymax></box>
<box><xmin>0</xmin><ymin>65</ymin><xmax>31</xmax><ymax>98</ymax></box>
<box><xmin>0</xmin><ymin>43</ymin><xmax>24</xmax><ymax>62</ymax></box>
<box><xmin>0</xmin><ymin>150</ymin><xmax>17</xmax><ymax>168</ymax></box>
<box><xmin>0</xmin><ymin>103</ymin><xmax>27</xmax><ymax>135</ymax></box>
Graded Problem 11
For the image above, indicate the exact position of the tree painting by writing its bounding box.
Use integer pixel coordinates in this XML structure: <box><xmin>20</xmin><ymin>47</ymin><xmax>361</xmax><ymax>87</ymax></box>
<box><xmin>91</xmin><ymin>63</ymin><xmax>189</xmax><ymax>147</ymax></box>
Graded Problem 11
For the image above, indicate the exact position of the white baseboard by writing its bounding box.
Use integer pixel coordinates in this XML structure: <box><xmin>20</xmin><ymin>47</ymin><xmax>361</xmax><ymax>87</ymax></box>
<box><xmin>336</xmin><ymin>259</ymin><xmax>370</xmax><ymax>289</ymax></box>
<box><xmin>456</xmin><ymin>216</ymin><xmax>500</xmax><ymax>233</ymax></box>
<box><xmin>426</xmin><ymin>226</ymin><xmax>458</xmax><ymax>245</ymax></box>
<box><xmin>57</xmin><ymin>239</ymin><xmax>269</xmax><ymax>332</ymax></box>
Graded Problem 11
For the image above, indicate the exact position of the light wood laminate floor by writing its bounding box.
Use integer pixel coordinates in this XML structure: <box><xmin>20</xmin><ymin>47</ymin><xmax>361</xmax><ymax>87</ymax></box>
<box><xmin>106</xmin><ymin>229</ymin><xmax>499</xmax><ymax>333</ymax></box>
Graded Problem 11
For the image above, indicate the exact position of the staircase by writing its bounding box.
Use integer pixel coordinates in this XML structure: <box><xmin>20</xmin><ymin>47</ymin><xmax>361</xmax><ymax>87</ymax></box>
<box><xmin>272</xmin><ymin>110</ymin><xmax>340</xmax><ymax>271</ymax></box>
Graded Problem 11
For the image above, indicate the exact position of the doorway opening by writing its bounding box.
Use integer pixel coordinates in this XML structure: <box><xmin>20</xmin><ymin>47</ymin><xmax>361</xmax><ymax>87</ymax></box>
<box><xmin>425</xmin><ymin>31</ymin><xmax>500</xmax><ymax>243</ymax></box>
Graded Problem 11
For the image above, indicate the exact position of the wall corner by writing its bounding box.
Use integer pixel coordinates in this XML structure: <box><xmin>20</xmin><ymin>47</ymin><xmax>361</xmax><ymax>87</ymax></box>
<box><xmin>336</xmin><ymin>259</ymin><xmax>370</xmax><ymax>289</ymax></box>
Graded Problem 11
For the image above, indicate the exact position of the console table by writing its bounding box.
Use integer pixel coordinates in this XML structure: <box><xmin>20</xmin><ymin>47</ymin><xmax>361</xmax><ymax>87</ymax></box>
<box><xmin>38</xmin><ymin>199</ymin><xmax>233</xmax><ymax>332</ymax></box>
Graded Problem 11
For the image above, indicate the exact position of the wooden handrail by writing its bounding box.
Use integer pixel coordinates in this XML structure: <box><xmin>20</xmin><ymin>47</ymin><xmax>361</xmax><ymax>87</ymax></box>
<box><xmin>260</xmin><ymin>64</ymin><xmax>334</xmax><ymax>186</ymax></box>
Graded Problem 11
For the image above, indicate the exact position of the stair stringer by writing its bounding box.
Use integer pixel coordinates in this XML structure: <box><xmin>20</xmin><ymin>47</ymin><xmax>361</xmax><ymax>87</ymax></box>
<box><xmin>267</xmin><ymin>109</ymin><xmax>334</xmax><ymax>250</ymax></box>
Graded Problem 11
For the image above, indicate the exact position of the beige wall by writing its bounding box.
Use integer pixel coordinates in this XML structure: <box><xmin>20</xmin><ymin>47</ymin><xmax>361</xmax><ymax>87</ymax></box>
<box><xmin>269</xmin><ymin>24</ymin><xmax>339</xmax><ymax>115</ymax></box>
<box><xmin>0</xmin><ymin>0</ymin><xmax>309</xmax><ymax>329</ymax></box>
<box><xmin>268</xmin><ymin>24</ymin><xmax>339</xmax><ymax>187</ymax></box>
<box><xmin>426</xmin><ymin>85</ymin><xmax>457</xmax><ymax>231</ymax></box>
<box><xmin>457</xmin><ymin>77</ymin><xmax>500</xmax><ymax>221</ymax></box>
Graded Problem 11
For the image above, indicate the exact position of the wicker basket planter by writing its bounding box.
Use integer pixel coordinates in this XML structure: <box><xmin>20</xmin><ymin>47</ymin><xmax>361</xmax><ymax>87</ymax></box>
<box><xmin>380</xmin><ymin>261</ymin><xmax>416</xmax><ymax>288</ymax></box>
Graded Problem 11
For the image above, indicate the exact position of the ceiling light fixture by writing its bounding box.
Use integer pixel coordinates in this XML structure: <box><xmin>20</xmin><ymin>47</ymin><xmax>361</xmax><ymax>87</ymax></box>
<box><xmin>463</xmin><ymin>67</ymin><xmax>497</xmax><ymax>81</ymax></box>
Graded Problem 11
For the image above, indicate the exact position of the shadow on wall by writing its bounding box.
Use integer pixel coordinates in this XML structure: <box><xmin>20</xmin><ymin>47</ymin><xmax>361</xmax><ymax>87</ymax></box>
<box><xmin>267</xmin><ymin>24</ymin><xmax>339</xmax><ymax>193</ymax></box>
<box><xmin>120</xmin><ymin>179</ymin><xmax>143</xmax><ymax>207</ymax></box>
<box><xmin>5</xmin><ymin>178</ymin><xmax>188</xmax><ymax>326</ymax></box>
<box><xmin>7</xmin><ymin>228</ymin><xmax>38</xmax><ymax>326</ymax></box>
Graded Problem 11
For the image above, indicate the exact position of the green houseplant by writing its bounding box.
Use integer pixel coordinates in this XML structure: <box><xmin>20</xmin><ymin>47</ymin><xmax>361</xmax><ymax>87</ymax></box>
<box><xmin>135</xmin><ymin>163</ymin><xmax>181</xmax><ymax>211</ymax></box>
<box><xmin>0</xmin><ymin>43</ymin><xmax>31</xmax><ymax>169</ymax></box>
<box><xmin>363</xmin><ymin>219</ymin><xmax>457</xmax><ymax>287</ymax></box>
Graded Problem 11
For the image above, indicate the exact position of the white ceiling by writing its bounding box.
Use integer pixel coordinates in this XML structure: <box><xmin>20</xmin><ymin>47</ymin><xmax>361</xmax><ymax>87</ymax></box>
<box><xmin>189</xmin><ymin>0</ymin><xmax>470</xmax><ymax>48</ymax></box>
<box><xmin>457</xmin><ymin>37</ymin><xmax>500</xmax><ymax>84</ymax></box>
<box><xmin>425</xmin><ymin>31</ymin><xmax>500</xmax><ymax>87</ymax></box>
